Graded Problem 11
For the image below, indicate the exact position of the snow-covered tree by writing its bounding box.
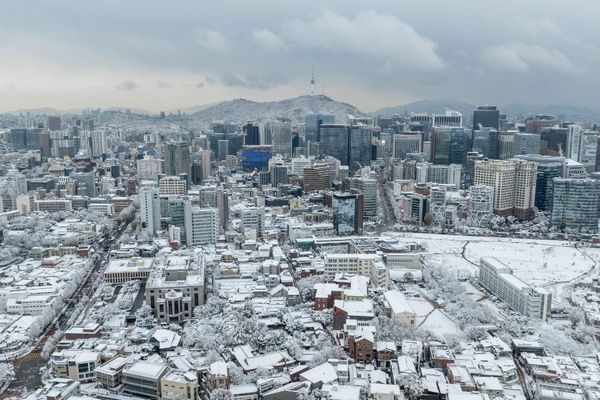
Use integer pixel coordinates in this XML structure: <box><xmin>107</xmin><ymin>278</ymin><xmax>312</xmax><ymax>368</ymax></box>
<box><xmin>398</xmin><ymin>373</ymin><xmax>423</xmax><ymax>400</ymax></box>
<box><xmin>209</xmin><ymin>389</ymin><xmax>233</xmax><ymax>400</ymax></box>
<box><xmin>0</xmin><ymin>362</ymin><xmax>15</xmax><ymax>384</ymax></box>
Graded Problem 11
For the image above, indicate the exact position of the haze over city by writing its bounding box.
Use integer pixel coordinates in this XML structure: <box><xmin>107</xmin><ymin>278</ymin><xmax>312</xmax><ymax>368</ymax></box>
<box><xmin>2</xmin><ymin>0</ymin><xmax>600</xmax><ymax>112</ymax></box>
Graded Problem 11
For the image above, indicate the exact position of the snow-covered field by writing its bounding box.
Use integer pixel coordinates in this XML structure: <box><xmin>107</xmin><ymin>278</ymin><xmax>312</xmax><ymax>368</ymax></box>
<box><xmin>386</xmin><ymin>232</ymin><xmax>599</xmax><ymax>288</ymax></box>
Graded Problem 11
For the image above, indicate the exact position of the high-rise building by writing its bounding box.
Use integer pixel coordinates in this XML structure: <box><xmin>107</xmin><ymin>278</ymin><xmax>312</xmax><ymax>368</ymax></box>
<box><xmin>467</xmin><ymin>185</ymin><xmax>494</xmax><ymax>227</ymax></box>
<box><xmin>159</xmin><ymin>175</ymin><xmax>187</xmax><ymax>196</ymax></box>
<box><xmin>70</xmin><ymin>172</ymin><xmax>96</xmax><ymax>197</ymax></box>
<box><xmin>431</xmin><ymin>127</ymin><xmax>466</xmax><ymax>165</ymax></box>
<box><xmin>348</xmin><ymin>125</ymin><xmax>373</xmax><ymax>173</ymax></box>
<box><xmin>433</xmin><ymin>111</ymin><xmax>463</xmax><ymax>128</ymax></box>
<box><xmin>474</xmin><ymin>159</ymin><xmax>537</xmax><ymax>219</ymax></box>
<box><xmin>184</xmin><ymin>202</ymin><xmax>219</xmax><ymax>246</ymax></box>
<box><xmin>164</xmin><ymin>142</ymin><xmax>191</xmax><ymax>176</ymax></box>
<box><xmin>265</xmin><ymin>121</ymin><xmax>293</xmax><ymax>159</ymax></box>
<box><xmin>240</xmin><ymin>145</ymin><xmax>273</xmax><ymax>172</ymax></box>
<box><xmin>140</xmin><ymin>187</ymin><xmax>161</xmax><ymax>235</ymax></box>
<box><xmin>243</xmin><ymin>123</ymin><xmax>260</xmax><ymax>146</ymax></box>
<box><xmin>579</xmin><ymin>131</ymin><xmax>599</xmax><ymax>171</ymax></box>
<box><xmin>137</xmin><ymin>157</ymin><xmax>163</xmax><ymax>180</ymax></box>
<box><xmin>217</xmin><ymin>139</ymin><xmax>229</xmax><ymax>161</ymax></box>
<box><xmin>514</xmin><ymin>133</ymin><xmax>541</xmax><ymax>156</ymax></box>
<box><xmin>270</xmin><ymin>164</ymin><xmax>289</xmax><ymax>187</ymax></box>
<box><xmin>241</xmin><ymin>207</ymin><xmax>265</xmax><ymax>240</ymax></box>
<box><xmin>472</xmin><ymin>128</ymin><xmax>500</xmax><ymax>159</ymax></box>
<box><xmin>303</xmin><ymin>164</ymin><xmax>332</xmax><ymax>192</ymax></box>
<box><xmin>540</xmin><ymin>127</ymin><xmax>568</xmax><ymax>156</ymax></box>
<box><xmin>198</xmin><ymin>150</ymin><xmax>212</xmax><ymax>180</ymax></box>
<box><xmin>346</xmin><ymin>176</ymin><xmax>377</xmax><ymax>218</ymax></box>
<box><xmin>319</xmin><ymin>124</ymin><xmax>350</xmax><ymax>165</ymax></box>
<box><xmin>526</xmin><ymin>116</ymin><xmax>560</xmax><ymax>135</ymax></box>
<box><xmin>332</xmin><ymin>192</ymin><xmax>364</xmax><ymax>235</ymax></box>
<box><xmin>566</xmin><ymin>124</ymin><xmax>582</xmax><ymax>161</ymax></box>
<box><xmin>48</xmin><ymin>116</ymin><xmax>61</xmax><ymax>131</ymax></box>
<box><xmin>305</xmin><ymin>113</ymin><xmax>334</xmax><ymax>143</ymax></box>
<box><xmin>392</xmin><ymin>133</ymin><xmax>422</xmax><ymax>159</ymax></box>
<box><xmin>498</xmin><ymin>132</ymin><xmax>515</xmax><ymax>160</ymax></box>
<box><xmin>472</xmin><ymin>106</ymin><xmax>500</xmax><ymax>131</ymax></box>
<box><xmin>426</xmin><ymin>164</ymin><xmax>462</xmax><ymax>188</ymax></box>
<box><xmin>550</xmin><ymin>178</ymin><xmax>600</xmax><ymax>232</ymax></box>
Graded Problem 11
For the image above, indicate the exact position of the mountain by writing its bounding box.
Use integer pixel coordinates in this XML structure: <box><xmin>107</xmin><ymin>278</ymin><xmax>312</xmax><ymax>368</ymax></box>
<box><xmin>373</xmin><ymin>99</ymin><xmax>600</xmax><ymax>123</ymax></box>
<box><xmin>371</xmin><ymin>99</ymin><xmax>476</xmax><ymax>118</ymax></box>
<box><xmin>190</xmin><ymin>94</ymin><xmax>365</xmax><ymax>123</ymax></box>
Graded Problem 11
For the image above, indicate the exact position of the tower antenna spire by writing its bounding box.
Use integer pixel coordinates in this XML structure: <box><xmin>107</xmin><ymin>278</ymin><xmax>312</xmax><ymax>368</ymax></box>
<box><xmin>310</xmin><ymin>67</ymin><xmax>315</xmax><ymax>96</ymax></box>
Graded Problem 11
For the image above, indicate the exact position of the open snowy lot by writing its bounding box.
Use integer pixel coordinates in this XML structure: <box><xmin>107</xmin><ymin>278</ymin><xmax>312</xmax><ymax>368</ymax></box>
<box><xmin>386</xmin><ymin>232</ymin><xmax>599</xmax><ymax>288</ymax></box>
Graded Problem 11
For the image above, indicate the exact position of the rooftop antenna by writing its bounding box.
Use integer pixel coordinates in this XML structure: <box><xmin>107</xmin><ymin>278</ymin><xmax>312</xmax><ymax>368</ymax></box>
<box><xmin>310</xmin><ymin>67</ymin><xmax>315</xmax><ymax>96</ymax></box>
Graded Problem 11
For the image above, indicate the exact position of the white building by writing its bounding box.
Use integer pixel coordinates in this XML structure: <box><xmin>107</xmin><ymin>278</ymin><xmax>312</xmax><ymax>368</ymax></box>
<box><xmin>140</xmin><ymin>186</ymin><xmax>161</xmax><ymax>235</ymax></box>
<box><xmin>137</xmin><ymin>157</ymin><xmax>163</xmax><ymax>180</ymax></box>
<box><xmin>145</xmin><ymin>255</ymin><xmax>205</xmax><ymax>323</ymax></box>
<box><xmin>467</xmin><ymin>185</ymin><xmax>494</xmax><ymax>227</ymax></box>
<box><xmin>383</xmin><ymin>290</ymin><xmax>416</xmax><ymax>326</ymax></box>
<box><xmin>324</xmin><ymin>254</ymin><xmax>388</xmax><ymax>289</ymax></box>
<box><xmin>241</xmin><ymin>207</ymin><xmax>265</xmax><ymax>240</ymax></box>
<box><xmin>184</xmin><ymin>203</ymin><xmax>219</xmax><ymax>246</ymax></box>
<box><xmin>479</xmin><ymin>257</ymin><xmax>551</xmax><ymax>320</ymax></box>
<box><xmin>474</xmin><ymin>159</ymin><xmax>537</xmax><ymax>219</ymax></box>
<box><xmin>159</xmin><ymin>175</ymin><xmax>186</xmax><ymax>196</ymax></box>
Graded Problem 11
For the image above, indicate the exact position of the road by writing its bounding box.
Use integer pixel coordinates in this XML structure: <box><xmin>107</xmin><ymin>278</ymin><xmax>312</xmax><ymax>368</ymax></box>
<box><xmin>2</xmin><ymin>219</ymin><xmax>130</xmax><ymax>397</ymax></box>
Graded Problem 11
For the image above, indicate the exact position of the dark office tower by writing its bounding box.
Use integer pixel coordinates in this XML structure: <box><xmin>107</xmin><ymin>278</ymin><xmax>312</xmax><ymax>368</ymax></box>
<box><xmin>431</xmin><ymin>127</ymin><xmax>466</xmax><ymax>165</ymax></box>
<box><xmin>9</xmin><ymin>129</ymin><xmax>27</xmax><ymax>149</ymax></box>
<box><xmin>540</xmin><ymin>127</ymin><xmax>568</xmax><ymax>156</ymax></box>
<box><xmin>217</xmin><ymin>140</ymin><xmax>229</xmax><ymax>161</ymax></box>
<box><xmin>243</xmin><ymin>123</ymin><xmax>260</xmax><ymax>145</ymax></box>
<box><xmin>320</xmin><ymin>124</ymin><xmax>350</xmax><ymax>165</ymax></box>
<box><xmin>332</xmin><ymin>192</ymin><xmax>364</xmax><ymax>235</ymax></box>
<box><xmin>270</xmin><ymin>164</ymin><xmax>289</xmax><ymax>186</ymax></box>
<box><xmin>349</xmin><ymin>125</ymin><xmax>373</xmax><ymax>173</ymax></box>
<box><xmin>40</xmin><ymin>131</ymin><xmax>50</xmax><ymax>159</ymax></box>
<box><xmin>292</xmin><ymin>132</ymin><xmax>300</xmax><ymax>153</ymax></box>
<box><xmin>472</xmin><ymin>128</ymin><xmax>500</xmax><ymax>159</ymax></box>
<box><xmin>164</xmin><ymin>142</ymin><xmax>191</xmax><ymax>176</ymax></box>
<box><xmin>472</xmin><ymin>106</ymin><xmax>500</xmax><ymax>131</ymax></box>
<box><xmin>305</xmin><ymin>113</ymin><xmax>334</xmax><ymax>143</ymax></box>
<box><xmin>191</xmin><ymin>161</ymin><xmax>204</xmax><ymax>184</ymax></box>
<box><xmin>48</xmin><ymin>116</ymin><xmax>61</xmax><ymax>131</ymax></box>
<box><xmin>25</xmin><ymin>129</ymin><xmax>41</xmax><ymax>150</ymax></box>
<box><xmin>110</xmin><ymin>165</ymin><xmax>120</xmax><ymax>178</ymax></box>
<box><xmin>535</xmin><ymin>163</ymin><xmax>563</xmax><ymax>211</ymax></box>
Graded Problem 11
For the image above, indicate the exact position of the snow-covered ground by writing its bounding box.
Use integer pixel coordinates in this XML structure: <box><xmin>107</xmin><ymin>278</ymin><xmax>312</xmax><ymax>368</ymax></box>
<box><xmin>386</xmin><ymin>232</ymin><xmax>599</xmax><ymax>286</ymax></box>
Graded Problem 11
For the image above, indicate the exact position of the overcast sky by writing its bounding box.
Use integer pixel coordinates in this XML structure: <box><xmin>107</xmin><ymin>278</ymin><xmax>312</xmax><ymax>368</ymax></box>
<box><xmin>1</xmin><ymin>0</ymin><xmax>599</xmax><ymax>113</ymax></box>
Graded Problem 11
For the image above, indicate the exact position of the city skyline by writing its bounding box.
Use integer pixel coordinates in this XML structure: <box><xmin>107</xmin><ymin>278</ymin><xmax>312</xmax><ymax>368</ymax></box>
<box><xmin>2</xmin><ymin>0</ymin><xmax>600</xmax><ymax>112</ymax></box>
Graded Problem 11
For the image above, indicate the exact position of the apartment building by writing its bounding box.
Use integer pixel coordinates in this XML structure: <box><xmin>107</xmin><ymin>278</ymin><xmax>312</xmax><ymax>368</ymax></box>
<box><xmin>479</xmin><ymin>257</ymin><xmax>551</xmax><ymax>320</ymax></box>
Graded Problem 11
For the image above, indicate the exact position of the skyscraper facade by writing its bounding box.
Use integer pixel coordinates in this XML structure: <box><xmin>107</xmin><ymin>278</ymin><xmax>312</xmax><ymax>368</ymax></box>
<box><xmin>431</xmin><ymin>127</ymin><xmax>466</xmax><ymax>165</ymax></box>
<box><xmin>164</xmin><ymin>142</ymin><xmax>191</xmax><ymax>177</ymax></box>
<box><xmin>551</xmin><ymin>178</ymin><xmax>600</xmax><ymax>232</ymax></box>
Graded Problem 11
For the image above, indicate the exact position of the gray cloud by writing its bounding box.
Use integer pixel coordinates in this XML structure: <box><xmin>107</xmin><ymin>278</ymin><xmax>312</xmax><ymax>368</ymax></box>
<box><xmin>283</xmin><ymin>10</ymin><xmax>444</xmax><ymax>70</ymax></box>
<box><xmin>115</xmin><ymin>80</ymin><xmax>138</xmax><ymax>90</ymax></box>
<box><xmin>156</xmin><ymin>80</ymin><xmax>170</xmax><ymax>88</ymax></box>
<box><xmin>1</xmin><ymin>0</ymin><xmax>600</xmax><ymax>112</ymax></box>
<box><xmin>220</xmin><ymin>73</ymin><xmax>288</xmax><ymax>90</ymax></box>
